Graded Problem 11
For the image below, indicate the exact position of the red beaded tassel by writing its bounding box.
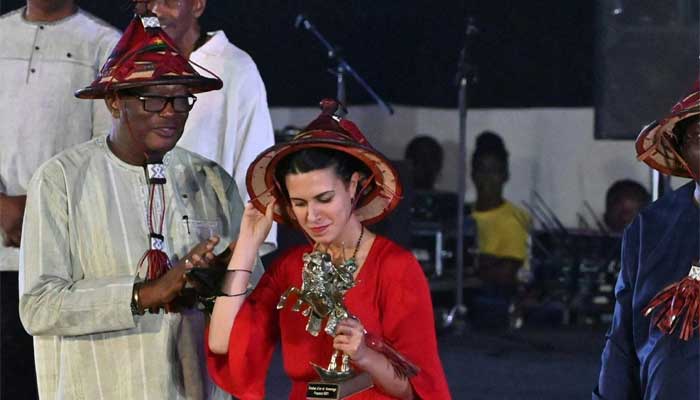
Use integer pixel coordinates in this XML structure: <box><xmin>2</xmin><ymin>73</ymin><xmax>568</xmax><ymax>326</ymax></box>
<box><xmin>364</xmin><ymin>331</ymin><xmax>420</xmax><ymax>379</ymax></box>
<box><xmin>644</xmin><ymin>263</ymin><xmax>700</xmax><ymax>341</ymax></box>
<box><xmin>137</xmin><ymin>163</ymin><xmax>172</xmax><ymax>283</ymax></box>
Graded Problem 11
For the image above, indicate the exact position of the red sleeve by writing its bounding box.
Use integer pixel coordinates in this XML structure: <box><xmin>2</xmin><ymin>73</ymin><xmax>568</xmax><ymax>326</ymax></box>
<box><xmin>206</xmin><ymin>251</ymin><xmax>293</xmax><ymax>399</ymax></box>
<box><xmin>378</xmin><ymin>247</ymin><xmax>452</xmax><ymax>400</ymax></box>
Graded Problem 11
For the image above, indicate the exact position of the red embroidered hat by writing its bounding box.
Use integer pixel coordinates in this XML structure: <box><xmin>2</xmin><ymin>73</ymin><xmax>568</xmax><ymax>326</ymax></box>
<box><xmin>246</xmin><ymin>99</ymin><xmax>403</xmax><ymax>226</ymax></box>
<box><xmin>75</xmin><ymin>12</ymin><xmax>222</xmax><ymax>99</ymax></box>
<box><xmin>636</xmin><ymin>81</ymin><xmax>700</xmax><ymax>178</ymax></box>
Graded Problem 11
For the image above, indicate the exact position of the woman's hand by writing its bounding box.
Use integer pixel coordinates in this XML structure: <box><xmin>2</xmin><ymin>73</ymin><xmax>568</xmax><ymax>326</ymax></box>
<box><xmin>335</xmin><ymin>319</ymin><xmax>416</xmax><ymax>399</ymax></box>
<box><xmin>238</xmin><ymin>201</ymin><xmax>275</xmax><ymax>250</ymax></box>
<box><xmin>333</xmin><ymin>318</ymin><xmax>370</xmax><ymax>366</ymax></box>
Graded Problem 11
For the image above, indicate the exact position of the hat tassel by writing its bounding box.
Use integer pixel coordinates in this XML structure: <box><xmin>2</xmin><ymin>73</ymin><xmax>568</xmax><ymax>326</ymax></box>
<box><xmin>644</xmin><ymin>264</ymin><xmax>700</xmax><ymax>341</ymax></box>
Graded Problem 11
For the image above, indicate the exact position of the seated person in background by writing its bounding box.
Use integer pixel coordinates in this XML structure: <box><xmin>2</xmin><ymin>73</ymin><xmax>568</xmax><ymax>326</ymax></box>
<box><xmin>403</xmin><ymin>135</ymin><xmax>466</xmax><ymax>276</ymax></box>
<box><xmin>603</xmin><ymin>179</ymin><xmax>651</xmax><ymax>234</ymax></box>
<box><xmin>404</xmin><ymin>135</ymin><xmax>461</xmax><ymax>225</ymax></box>
<box><xmin>470</xmin><ymin>131</ymin><xmax>531</xmax><ymax>296</ymax></box>
<box><xmin>404</xmin><ymin>135</ymin><xmax>444</xmax><ymax>191</ymax></box>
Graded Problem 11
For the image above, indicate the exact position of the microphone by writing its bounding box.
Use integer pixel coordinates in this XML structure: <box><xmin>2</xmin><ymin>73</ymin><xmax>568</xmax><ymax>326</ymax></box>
<box><xmin>295</xmin><ymin>14</ymin><xmax>309</xmax><ymax>29</ymax></box>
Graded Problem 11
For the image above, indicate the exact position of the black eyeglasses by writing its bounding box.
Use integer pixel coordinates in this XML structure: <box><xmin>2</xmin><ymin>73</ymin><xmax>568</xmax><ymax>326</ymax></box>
<box><xmin>130</xmin><ymin>94</ymin><xmax>197</xmax><ymax>113</ymax></box>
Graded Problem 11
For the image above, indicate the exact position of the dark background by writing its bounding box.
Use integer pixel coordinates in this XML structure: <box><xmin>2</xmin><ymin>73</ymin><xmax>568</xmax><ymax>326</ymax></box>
<box><xmin>1</xmin><ymin>0</ymin><xmax>596</xmax><ymax>108</ymax></box>
<box><xmin>2</xmin><ymin>1</ymin><xmax>698</xmax><ymax>138</ymax></box>
<box><xmin>593</xmin><ymin>0</ymin><xmax>699</xmax><ymax>139</ymax></box>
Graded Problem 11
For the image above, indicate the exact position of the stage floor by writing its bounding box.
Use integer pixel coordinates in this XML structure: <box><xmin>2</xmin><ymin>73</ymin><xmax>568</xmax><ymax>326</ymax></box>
<box><xmin>265</xmin><ymin>324</ymin><xmax>606</xmax><ymax>399</ymax></box>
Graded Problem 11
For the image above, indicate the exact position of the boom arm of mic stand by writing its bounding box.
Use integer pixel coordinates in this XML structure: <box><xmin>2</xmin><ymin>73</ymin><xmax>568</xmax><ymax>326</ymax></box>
<box><xmin>297</xmin><ymin>16</ymin><xmax>337</xmax><ymax>59</ymax></box>
<box><xmin>296</xmin><ymin>14</ymin><xmax>394</xmax><ymax>115</ymax></box>
<box><xmin>339</xmin><ymin>60</ymin><xmax>394</xmax><ymax>115</ymax></box>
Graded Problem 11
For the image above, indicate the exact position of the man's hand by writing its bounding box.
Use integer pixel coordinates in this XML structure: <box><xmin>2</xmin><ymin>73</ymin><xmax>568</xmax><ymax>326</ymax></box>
<box><xmin>0</xmin><ymin>194</ymin><xmax>27</xmax><ymax>247</ymax></box>
<box><xmin>137</xmin><ymin>236</ymin><xmax>221</xmax><ymax>311</ymax></box>
<box><xmin>184</xmin><ymin>237</ymin><xmax>238</xmax><ymax>299</ymax></box>
<box><xmin>200</xmin><ymin>239</ymin><xmax>235</xmax><ymax>271</ymax></box>
<box><xmin>139</xmin><ymin>262</ymin><xmax>189</xmax><ymax>310</ymax></box>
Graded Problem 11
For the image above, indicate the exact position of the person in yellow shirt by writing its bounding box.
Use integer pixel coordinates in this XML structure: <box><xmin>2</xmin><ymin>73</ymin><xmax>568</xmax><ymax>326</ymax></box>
<box><xmin>470</xmin><ymin>131</ymin><xmax>531</xmax><ymax>298</ymax></box>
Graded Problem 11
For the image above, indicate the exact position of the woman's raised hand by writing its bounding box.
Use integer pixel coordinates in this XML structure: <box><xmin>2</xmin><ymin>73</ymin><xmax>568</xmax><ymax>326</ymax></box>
<box><xmin>239</xmin><ymin>201</ymin><xmax>275</xmax><ymax>249</ymax></box>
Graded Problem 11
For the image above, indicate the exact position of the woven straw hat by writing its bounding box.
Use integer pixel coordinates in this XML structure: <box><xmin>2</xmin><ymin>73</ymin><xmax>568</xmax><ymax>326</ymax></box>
<box><xmin>75</xmin><ymin>13</ymin><xmax>221</xmax><ymax>99</ymax></box>
<box><xmin>636</xmin><ymin>82</ymin><xmax>700</xmax><ymax>178</ymax></box>
<box><xmin>246</xmin><ymin>99</ymin><xmax>402</xmax><ymax>226</ymax></box>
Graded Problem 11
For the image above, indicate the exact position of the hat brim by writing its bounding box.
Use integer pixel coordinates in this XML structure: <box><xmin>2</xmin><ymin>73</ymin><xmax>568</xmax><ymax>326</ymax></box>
<box><xmin>246</xmin><ymin>135</ymin><xmax>403</xmax><ymax>227</ymax></box>
<box><xmin>636</xmin><ymin>107</ymin><xmax>700</xmax><ymax>178</ymax></box>
<box><xmin>75</xmin><ymin>75</ymin><xmax>223</xmax><ymax>99</ymax></box>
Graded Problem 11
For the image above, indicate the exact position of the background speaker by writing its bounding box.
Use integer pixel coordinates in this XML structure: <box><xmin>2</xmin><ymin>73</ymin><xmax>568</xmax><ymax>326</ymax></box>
<box><xmin>594</xmin><ymin>0</ymin><xmax>699</xmax><ymax>140</ymax></box>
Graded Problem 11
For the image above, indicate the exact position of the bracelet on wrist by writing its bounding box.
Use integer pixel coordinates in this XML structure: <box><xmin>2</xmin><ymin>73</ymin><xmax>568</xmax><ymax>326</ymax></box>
<box><xmin>131</xmin><ymin>282</ymin><xmax>145</xmax><ymax>315</ymax></box>
<box><xmin>217</xmin><ymin>287</ymin><xmax>252</xmax><ymax>297</ymax></box>
<box><xmin>217</xmin><ymin>269</ymin><xmax>253</xmax><ymax>297</ymax></box>
<box><xmin>226</xmin><ymin>268</ymin><xmax>253</xmax><ymax>274</ymax></box>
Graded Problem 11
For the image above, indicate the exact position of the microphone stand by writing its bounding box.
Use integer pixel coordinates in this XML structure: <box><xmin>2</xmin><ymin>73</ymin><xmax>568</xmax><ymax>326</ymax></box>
<box><xmin>446</xmin><ymin>17</ymin><xmax>479</xmax><ymax>331</ymax></box>
<box><xmin>295</xmin><ymin>14</ymin><xmax>394</xmax><ymax>115</ymax></box>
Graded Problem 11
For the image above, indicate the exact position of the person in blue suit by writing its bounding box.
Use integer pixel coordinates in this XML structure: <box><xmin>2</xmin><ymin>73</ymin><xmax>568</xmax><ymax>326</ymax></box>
<box><xmin>594</xmin><ymin>83</ymin><xmax>700</xmax><ymax>399</ymax></box>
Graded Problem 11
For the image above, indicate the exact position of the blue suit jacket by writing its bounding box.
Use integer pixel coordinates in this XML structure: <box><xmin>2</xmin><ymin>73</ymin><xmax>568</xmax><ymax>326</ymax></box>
<box><xmin>594</xmin><ymin>181</ymin><xmax>700</xmax><ymax>399</ymax></box>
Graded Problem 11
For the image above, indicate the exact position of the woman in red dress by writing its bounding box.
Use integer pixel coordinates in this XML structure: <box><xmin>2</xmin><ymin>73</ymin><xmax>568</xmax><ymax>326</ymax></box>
<box><xmin>206</xmin><ymin>99</ymin><xmax>451</xmax><ymax>399</ymax></box>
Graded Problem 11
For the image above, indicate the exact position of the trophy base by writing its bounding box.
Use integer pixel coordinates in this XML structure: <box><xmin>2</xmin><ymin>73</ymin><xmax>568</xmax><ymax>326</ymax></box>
<box><xmin>306</xmin><ymin>371</ymin><xmax>373</xmax><ymax>399</ymax></box>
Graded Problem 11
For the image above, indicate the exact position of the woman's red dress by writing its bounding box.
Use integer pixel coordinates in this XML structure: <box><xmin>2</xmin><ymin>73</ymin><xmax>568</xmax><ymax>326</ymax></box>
<box><xmin>207</xmin><ymin>235</ymin><xmax>451</xmax><ymax>399</ymax></box>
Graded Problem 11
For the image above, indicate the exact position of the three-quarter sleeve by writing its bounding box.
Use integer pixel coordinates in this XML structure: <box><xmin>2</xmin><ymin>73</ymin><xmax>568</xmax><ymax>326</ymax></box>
<box><xmin>207</xmin><ymin>251</ymin><xmax>287</xmax><ymax>399</ymax></box>
<box><xmin>377</xmin><ymin>249</ymin><xmax>452</xmax><ymax>399</ymax></box>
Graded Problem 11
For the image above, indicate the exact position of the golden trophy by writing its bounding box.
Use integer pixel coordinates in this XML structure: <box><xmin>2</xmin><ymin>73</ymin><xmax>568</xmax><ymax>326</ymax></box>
<box><xmin>277</xmin><ymin>250</ymin><xmax>373</xmax><ymax>399</ymax></box>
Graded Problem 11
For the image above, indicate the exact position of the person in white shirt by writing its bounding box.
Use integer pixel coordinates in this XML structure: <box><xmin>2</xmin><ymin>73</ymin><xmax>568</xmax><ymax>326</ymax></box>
<box><xmin>19</xmin><ymin>11</ymin><xmax>257</xmax><ymax>399</ymax></box>
<box><xmin>0</xmin><ymin>1</ymin><xmax>119</xmax><ymax>397</ymax></box>
<box><xmin>146</xmin><ymin>0</ymin><xmax>278</xmax><ymax>255</ymax></box>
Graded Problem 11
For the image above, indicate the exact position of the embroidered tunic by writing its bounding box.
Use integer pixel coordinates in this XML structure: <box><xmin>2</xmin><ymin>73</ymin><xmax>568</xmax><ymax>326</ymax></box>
<box><xmin>20</xmin><ymin>137</ymin><xmax>257</xmax><ymax>400</ymax></box>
